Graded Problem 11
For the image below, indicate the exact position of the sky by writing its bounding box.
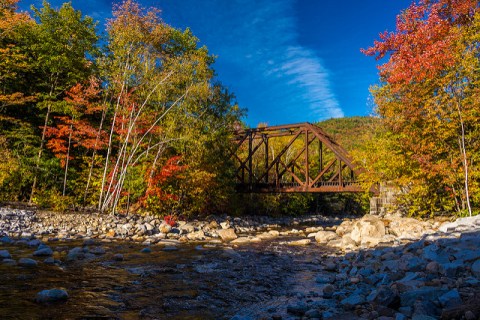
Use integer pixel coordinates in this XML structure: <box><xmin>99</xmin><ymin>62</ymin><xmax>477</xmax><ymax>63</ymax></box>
<box><xmin>19</xmin><ymin>0</ymin><xmax>411</xmax><ymax>126</ymax></box>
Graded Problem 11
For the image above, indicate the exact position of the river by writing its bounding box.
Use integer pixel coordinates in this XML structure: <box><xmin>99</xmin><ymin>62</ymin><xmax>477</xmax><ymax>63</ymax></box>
<box><xmin>0</xmin><ymin>237</ymin><xmax>334</xmax><ymax>319</ymax></box>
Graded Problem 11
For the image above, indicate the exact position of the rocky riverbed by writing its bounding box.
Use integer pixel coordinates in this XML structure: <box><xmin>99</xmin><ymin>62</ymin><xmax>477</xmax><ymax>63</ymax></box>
<box><xmin>0</xmin><ymin>207</ymin><xmax>480</xmax><ymax>319</ymax></box>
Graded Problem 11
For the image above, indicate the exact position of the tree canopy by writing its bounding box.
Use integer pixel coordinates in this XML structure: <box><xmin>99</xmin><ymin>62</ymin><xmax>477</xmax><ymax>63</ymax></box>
<box><xmin>0</xmin><ymin>0</ymin><xmax>244</xmax><ymax>216</ymax></box>
<box><xmin>362</xmin><ymin>0</ymin><xmax>480</xmax><ymax>216</ymax></box>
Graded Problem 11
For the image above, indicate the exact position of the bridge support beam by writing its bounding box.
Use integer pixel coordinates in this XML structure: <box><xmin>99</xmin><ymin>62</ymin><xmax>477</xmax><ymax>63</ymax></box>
<box><xmin>231</xmin><ymin>122</ymin><xmax>366</xmax><ymax>193</ymax></box>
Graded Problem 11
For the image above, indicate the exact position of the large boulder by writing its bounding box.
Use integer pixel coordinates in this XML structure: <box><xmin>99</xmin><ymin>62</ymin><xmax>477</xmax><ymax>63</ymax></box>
<box><xmin>387</xmin><ymin>216</ymin><xmax>430</xmax><ymax>239</ymax></box>
<box><xmin>439</xmin><ymin>215</ymin><xmax>480</xmax><ymax>233</ymax></box>
<box><xmin>350</xmin><ymin>215</ymin><xmax>386</xmax><ymax>245</ymax></box>
<box><xmin>315</xmin><ymin>231</ymin><xmax>338</xmax><ymax>243</ymax></box>
<box><xmin>335</xmin><ymin>220</ymin><xmax>354</xmax><ymax>236</ymax></box>
<box><xmin>217</xmin><ymin>228</ymin><xmax>238</xmax><ymax>242</ymax></box>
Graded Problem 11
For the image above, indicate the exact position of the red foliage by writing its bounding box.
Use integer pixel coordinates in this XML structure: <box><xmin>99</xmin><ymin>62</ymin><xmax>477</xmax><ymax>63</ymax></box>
<box><xmin>362</xmin><ymin>0</ymin><xmax>478</xmax><ymax>86</ymax></box>
<box><xmin>140</xmin><ymin>155</ymin><xmax>187</xmax><ymax>207</ymax></box>
<box><xmin>163</xmin><ymin>215</ymin><xmax>176</xmax><ymax>227</ymax></box>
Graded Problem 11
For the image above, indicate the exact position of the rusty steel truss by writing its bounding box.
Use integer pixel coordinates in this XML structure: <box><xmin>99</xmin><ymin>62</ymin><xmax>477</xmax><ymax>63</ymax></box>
<box><xmin>231</xmin><ymin>122</ymin><xmax>365</xmax><ymax>193</ymax></box>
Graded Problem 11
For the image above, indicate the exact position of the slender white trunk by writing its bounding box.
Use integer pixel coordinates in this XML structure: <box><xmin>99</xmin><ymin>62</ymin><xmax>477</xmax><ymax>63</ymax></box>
<box><xmin>63</xmin><ymin>124</ymin><xmax>73</xmax><ymax>197</ymax></box>
<box><xmin>456</xmin><ymin>100</ymin><xmax>472</xmax><ymax>216</ymax></box>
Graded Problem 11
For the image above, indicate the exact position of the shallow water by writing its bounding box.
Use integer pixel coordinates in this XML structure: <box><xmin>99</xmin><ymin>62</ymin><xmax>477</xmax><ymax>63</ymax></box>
<box><xmin>0</xmin><ymin>238</ymin><xmax>333</xmax><ymax>320</ymax></box>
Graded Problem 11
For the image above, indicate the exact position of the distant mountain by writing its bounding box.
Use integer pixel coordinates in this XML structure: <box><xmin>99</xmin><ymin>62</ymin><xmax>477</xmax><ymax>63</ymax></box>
<box><xmin>316</xmin><ymin>116</ymin><xmax>380</xmax><ymax>153</ymax></box>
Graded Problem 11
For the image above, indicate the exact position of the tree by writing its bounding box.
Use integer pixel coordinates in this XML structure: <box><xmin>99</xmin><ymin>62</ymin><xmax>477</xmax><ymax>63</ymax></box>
<box><xmin>28</xmin><ymin>0</ymin><xmax>98</xmax><ymax>202</ymax></box>
<box><xmin>363</xmin><ymin>0</ymin><xmax>480</xmax><ymax>216</ymax></box>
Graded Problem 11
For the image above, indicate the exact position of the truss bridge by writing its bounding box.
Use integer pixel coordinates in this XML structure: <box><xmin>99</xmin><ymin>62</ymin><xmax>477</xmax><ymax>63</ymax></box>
<box><xmin>231</xmin><ymin>122</ymin><xmax>365</xmax><ymax>193</ymax></box>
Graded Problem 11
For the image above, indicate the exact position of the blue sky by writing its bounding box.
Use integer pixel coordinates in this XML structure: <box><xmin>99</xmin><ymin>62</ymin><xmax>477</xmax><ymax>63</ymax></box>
<box><xmin>20</xmin><ymin>0</ymin><xmax>410</xmax><ymax>126</ymax></box>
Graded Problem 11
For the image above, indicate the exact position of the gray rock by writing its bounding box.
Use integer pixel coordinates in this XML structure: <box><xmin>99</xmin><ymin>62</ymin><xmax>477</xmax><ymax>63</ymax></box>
<box><xmin>341</xmin><ymin>294</ymin><xmax>365</xmax><ymax>309</ymax></box>
<box><xmin>305</xmin><ymin>309</ymin><xmax>321</xmax><ymax>318</ymax></box>
<box><xmin>316</xmin><ymin>275</ymin><xmax>334</xmax><ymax>284</ymax></box>
<box><xmin>43</xmin><ymin>257</ymin><xmax>55</xmax><ymax>265</ymax></box>
<box><xmin>33</xmin><ymin>247</ymin><xmax>53</xmax><ymax>256</ymax></box>
<box><xmin>367</xmin><ymin>286</ymin><xmax>398</xmax><ymax>307</ymax></box>
<box><xmin>440</xmin><ymin>261</ymin><xmax>463</xmax><ymax>277</ymax></box>
<box><xmin>400</xmin><ymin>287</ymin><xmax>448</xmax><ymax>306</ymax></box>
<box><xmin>18</xmin><ymin>258</ymin><xmax>38</xmax><ymax>267</ymax></box>
<box><xmin>36</xmin><ymin>289</ymin><xmax>68</xmax><ymax>303</ymax></box>
<box><xmin>140</xmin><ymin>247</ymin><xmax>152</xmax><ymax>253</ymax></box>
<box><xmin>27</xmin><ymin>239</ymin><xmax>42</xmax><ymax>247</ymax></box>
<box><xmin>0</xmin><ymin>250</ymin><xmax>11</xmax><ymax>259</ymax></box>
<box><xmin>471</xmin><ymin>259</ymin><xmax>480</xmax><ymax>277</ymax></box>
<box><xmin>2</xmin><ymin>259</ymin><xmax>16</xmax><ymax>266</ymax></box>
<box><xmin>411</xmin><ymin>316</ymin><xmax>437</xmax><ymax>320</ymax></box>
<box><xmin>412</xmin><ymin>299</ymin><xmax>439</xmax><ymax>318</ymax></box>
<box><xmin>66</xmin><ymin>247</ymin><xmax>85</xmax><ymax>261</ymax></box>
<box><xmin>322</xmin><ymin>284</ymin><xmax>335</xmax><ymax>298</ymax></box>
<box><xmin>453</xmin><ymin>249</ymin><xmax>480</xmax><ymax>263</ymax></box>
<box><xmin>400</xmin><ymin>256</ymin><xmax>425</xmax><ymax>272</ymax></box>
<box><xmin>82</xmin><ymin>239</ymin><xmax>96</xmax><ymax>246</ymax></box>
<box><xmin>425</xmin><ymin>261</ymin><xmax>440</xmax><ymax>274</ymax></box>
<box><xmin>465</xmin><ymin>311</ymin><xmax>476</xmax><ymax>320</ymax></box>
<box><xmin>287</xmin><ymin>303</ymin><xmax>308</xmax><ymax>316</ymax></box>
<box><xmin>0</xmin><ymin>236</ymin><xmax>12</xmax><ymax>243</ymax></box>
<box><xmin>113</xmin><ymin>253</ymin><xmax>124</xmax><ymax>261</ymax></box>
<box><xmin>90</xmin><ymin>246</ymin><xmax>106</xmax><ymax>255</ymax></box>
<box><xmin>438</xmin><ymin>289</ymin><xmax>462</xmax><ymax>309</ymax></box>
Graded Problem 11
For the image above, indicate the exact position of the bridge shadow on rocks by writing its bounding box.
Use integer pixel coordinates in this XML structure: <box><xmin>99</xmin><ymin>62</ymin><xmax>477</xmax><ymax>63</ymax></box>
<box><xmin>231</xmin><ymin>229</ymin><xmax>480</xmax><ymax>320</ymax></box>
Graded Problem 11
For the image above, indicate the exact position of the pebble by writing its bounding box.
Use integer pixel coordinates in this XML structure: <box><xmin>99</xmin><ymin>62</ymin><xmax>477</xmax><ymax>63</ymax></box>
<box><xmin>18</xmin><ymin>258</ymin><xmax>38</xmax><ymax>267</ymax></box>
<box><xmin>33</xmin><ymin>247</ymin><xmax>53</xmax><ymax>256</ymax></box>
<box><xmin>113</xmin><ymin>253</ymin><xmax>124</xmax><ymax>261</ymax></box>
<box><xmin>0</xmin><ymin>249</ymin><xmax>11</xmax><ymax>259</ymax></box>
<box><xmin>36</xmin><ymin>288</ymin><xmax>68</xmax><ymax>303</ymax></box>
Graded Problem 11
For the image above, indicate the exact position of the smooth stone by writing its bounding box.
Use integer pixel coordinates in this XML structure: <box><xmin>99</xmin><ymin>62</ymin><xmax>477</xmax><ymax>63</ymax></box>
<box><xmin>140</xmin><ymin>247</ymin><xmax>152</xmax><ymax>253</ymax></box>
<box><xmin>18</xmin><ymin>258</ymin><xmax>38</xmax><ymax>267</ymax></box>
<box><xmin>2</xmin><ymin>258</ymin><xmax>16</xmax><ymax>266</ymax></box>
<box><xmin>113</xmin><ymin>254</ymin><xmax>124</xmax><ymax>261</ymax></box>
<box><xmin>322</xmin><ymin>284</ymin><xmax>335</xmax><ymax>298</ymax></box>
<box><xmin>464</xmin><ymin>311</ymin><xmax>476</xmax><ymax>320</ymax></box>
<box><xmin>36</xmin><ymin>289</ymin><xmax>68</xmax><ymax>303</ymax></box>
<box><xmin>288</xmin><ymin>239</ymin><xmax>311</xmax><ymax>246</ymax></box>
<box><xmin>43</xmin><ymin>257</ymin><xmax>55</xmax><ymax>265</ymax></box>
<box><xmin>33</xmin><ymin>247</ymin><xmax>53</xmax><ymax>256</ymax></box>
<box><xmin>217</xmin><ymin>228</ymin><xmax>238</xmax><ymax>242</ymax></box>
<box><xmin>314</xmin><ymin>231</ymin><xmax>337</xmax><ymax>243</ymax></box>
<box><xmin>0</xmin><ymin>250</ymin><xmax>11</xmax><ymax>259</ymax></box>
<box><xmin>471</xmin><ymin>259</ymin><xmax>480</xmax><ymax>277</ymax></box>
<box><xmin>27</xmin><ymin>239</ymin><xmax>42</xmax><ymax>247</ymax></box>
<box><xmin>83</xmin><ymin>239</ymin><xmax>96</xmax><ymax>246</ymax></box>
<box><xmin>0</xmin><ymin>236</ymin><xmax>12</xmax><ymax>243</ymax></box>
<box><xmin>316</xmin><ymin>275</ymin><xmax>334</xmax><ymax>284</ymax></box>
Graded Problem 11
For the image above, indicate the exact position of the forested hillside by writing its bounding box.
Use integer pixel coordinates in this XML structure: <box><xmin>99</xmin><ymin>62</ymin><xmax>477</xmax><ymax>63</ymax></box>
<box><xmin>317</xmin><ymin>116</ymin><xmax>379</xmax><ymax>153</ymax></box>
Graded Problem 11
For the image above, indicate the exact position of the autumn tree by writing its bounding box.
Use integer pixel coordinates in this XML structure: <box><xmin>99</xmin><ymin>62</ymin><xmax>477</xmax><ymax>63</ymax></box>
<box><xmin>363</xmin><ymin>0</ymin><xmax>480</xmax><ymax>216</ymax></box>
<box><xmin>28</xmin><ymin>1</ymin><xmax>98</xmax><ymax>202</ymax></box>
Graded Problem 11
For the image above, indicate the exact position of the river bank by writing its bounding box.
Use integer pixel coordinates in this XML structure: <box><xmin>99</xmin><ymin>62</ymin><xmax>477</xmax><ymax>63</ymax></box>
<box><xmin>0</xmin><ymin>207</ymin><xmax>479</xmax><ymax>319</ymax></box>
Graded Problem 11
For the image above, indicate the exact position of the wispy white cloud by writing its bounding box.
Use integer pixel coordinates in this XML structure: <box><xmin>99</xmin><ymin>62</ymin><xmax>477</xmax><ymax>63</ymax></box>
<box><xmin>197</xmin><ymin>0</ymin><xmax>343</xmax><ymax>122</ymax></box>
<box><xmin>161</xmin><ymin>0</ymin><xmax>345</xmax><ymax>123</ymax></box>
